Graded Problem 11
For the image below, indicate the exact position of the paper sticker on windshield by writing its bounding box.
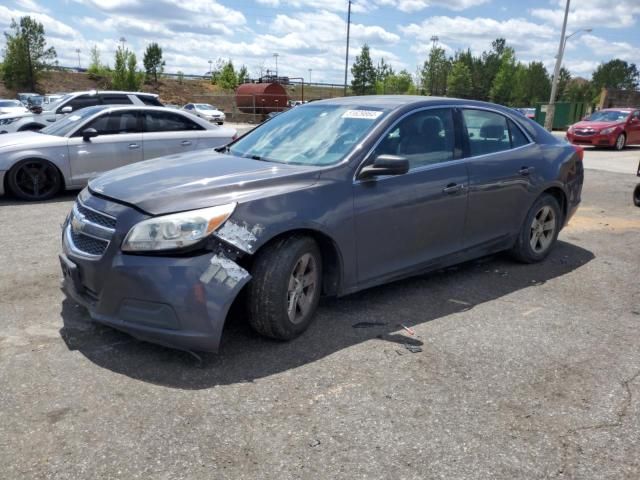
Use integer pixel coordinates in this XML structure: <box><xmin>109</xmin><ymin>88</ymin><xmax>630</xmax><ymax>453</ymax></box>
<box><xmin>341</xmin><ymin>110</ymin><xmax>383</xmax><ymax>120</ymax></box>
<box><xmin>69</xmin><ymin>115</ymin><xmax>81</xmax><ymax>121</ymax></box>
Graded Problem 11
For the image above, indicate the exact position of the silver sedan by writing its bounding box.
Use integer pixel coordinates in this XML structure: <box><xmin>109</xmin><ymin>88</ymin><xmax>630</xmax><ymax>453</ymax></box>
<box><xmin>0</xmin><ymin>105</ymin><xmax>237</xmax><ymax>200</ymax></box>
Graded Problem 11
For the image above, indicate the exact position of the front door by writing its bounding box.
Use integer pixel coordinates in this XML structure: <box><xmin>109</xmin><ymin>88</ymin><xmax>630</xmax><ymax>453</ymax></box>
<box><xmin>627</xmin><ymin>111</ymin><xmax>640</xmax><ymax>144</ymax></box>
<box><xmin>353</xmin><ymin>107</ymin><xmax>469</xmax><ymax>286</ymax></box>
<box><xmin>67</xmin><ymin>110</ymin><xmax>143</xmax><ymax>185</ymax></box>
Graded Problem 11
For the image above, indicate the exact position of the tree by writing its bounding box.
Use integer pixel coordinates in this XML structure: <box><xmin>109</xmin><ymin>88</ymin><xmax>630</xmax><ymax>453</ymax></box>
<box><xmin>112</xmin><ymin>46</ymin><xmax>141</xmax><ymax>90</ymax></box>
<box><xmin>237</xmin><ymin>64</ymin><xmax>249</xmax><ymax>85</ymax></box>
<box><xmin>489</xmin><ymin>47</ymin><xmax>517</xmax><ymax>105</ymax></box>
<box><xmin>556</xmin><ymin>67</ymin><xmax>571</xmax><ymax>100</ymax></box>
<box><xmin>142</xmin><ymin>42</ymin><xmax>164</xmax><ymax>84</ymax></box>
<box><xmin>351</xmin><ymin>44</ymin><xmax>376</xmax><ymax>95</ymax></box>
<box><xmin>87</xmin><ymin>45</ymin><xmax>110</xmax><ymax>78</ymax></box>
<box><xmin>591</xmin><ymin>59</ymin><xmax>639</xmax><ymax>90</ymax></box>
<box><xmin>447</xmin><ymin>60</ymin><xmax>472</xmax><ymax>98</ymax></box>
<box><xmin>421</xmin><ymin>45</ymin><xmax>450</xmax><ymax>96</ymax></box>
<box><xmin>385</xmin><ymin>69</ymin><xmax>414</xmax><ymax>94</ymax></box>
<box><xmin>218</xmin><ymin>60</ymin><xmax>237</xmax><ymax>91</ymax></box>
<box><xmin>564</xmin><ymin>78</ymin><xmax>595</xmax><ymax>103</ymax></box>
<box><xmin>2</xmin><ymin>16</ymin><xmax>56</xmax><ymax>90</ymax></box>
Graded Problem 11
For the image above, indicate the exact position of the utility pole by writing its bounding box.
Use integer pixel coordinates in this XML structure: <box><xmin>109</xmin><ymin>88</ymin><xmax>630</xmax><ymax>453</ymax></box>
<box><xmin>429</xmin><ymin>35</ymin><xmax>439</xmax><ymax>96</ymax></box>
<box><xmin>308</xmin><ymin>68</ymin><xmax>312</xmax><ymax>85</ymax></box>
<box><xmin>208</xmin><ymin>59</ymin><xmax>212</xmax><ymax>75</ymax></box>
<box><xmin>273</xmin><ymin>53</ymin><xmax>279</xmax><ymax>78</ymax></box>
<box><xmin>344</xmin><ymin>0</ymin><xmax>352</xmax><ymax>96</ymax></box>
<box><xmin>76</xmin><ymin>48</ymin><xmax>81</xmax><ymax>69</ymax></box>
<box><xmin>545</xmin><ymin>0</ymin><xmax>570</xmax><ymax>131</ymax></box>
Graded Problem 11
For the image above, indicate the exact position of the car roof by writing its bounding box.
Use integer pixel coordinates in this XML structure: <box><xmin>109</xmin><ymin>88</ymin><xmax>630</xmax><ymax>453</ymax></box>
<box><xmin>87</xmin><ymin>105</ymin><xmax>188</xmax><ymax>113</ymax></box>
<box><xmin>68</xmin><ymin>90</ymin><xmax>159</xmax><ymax>97</ymax></box>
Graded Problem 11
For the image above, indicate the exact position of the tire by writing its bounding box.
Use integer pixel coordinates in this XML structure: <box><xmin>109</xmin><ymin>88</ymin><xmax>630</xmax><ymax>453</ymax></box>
<box><xmin>633</xmin><ymin>184</ymin><xmax>640</xmax><ymax>207</ymax></box>
<box><xmin>614</xmin><ymin>133</ymin><xmax>626</xmax><ymax>151</ymax></box>
<box><xmin>7</xmin><ymin>159</ymin><xmax>62</xmax><ymax>201</ymax></box>
<box><xmin>511</xmin><ymin>193</ymin><xmax>562</xmax><ymax>263</ymax></box>
<box><xmin>247</xmin><ymin>235</ymin><xmax>322</xmax><ymax>340</ymax></box>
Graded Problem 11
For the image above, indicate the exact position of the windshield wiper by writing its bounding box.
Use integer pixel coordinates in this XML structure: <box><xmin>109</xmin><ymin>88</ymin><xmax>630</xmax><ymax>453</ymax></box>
<box><xmin>215</xmin><ymin>145</ymin><xmax>230</xmax><ymax>153</ymax></box>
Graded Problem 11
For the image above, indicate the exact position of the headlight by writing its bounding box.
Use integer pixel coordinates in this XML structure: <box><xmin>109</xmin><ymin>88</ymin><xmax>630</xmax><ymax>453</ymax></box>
<box><xmin>0</xmin><ymin>117</ymin><xmax>18</xmax><ymax>126</ymax></box>
<box><xmin>600</xmin><ymin>127</ymin><xmax>616</xmax><ymax>135</ymax></box>
<box><xmin>122</xmin><ymin>203</ymin><xmax>236</xmax><ymax>252</ymax></box>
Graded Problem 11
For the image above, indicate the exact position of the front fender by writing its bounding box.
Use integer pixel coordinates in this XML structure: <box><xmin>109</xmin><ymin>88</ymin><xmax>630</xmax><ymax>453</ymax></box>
<box><xmin>1</xmin><ymin>147</ymin><xmax>72</xmax><ymax>184</ymax></box>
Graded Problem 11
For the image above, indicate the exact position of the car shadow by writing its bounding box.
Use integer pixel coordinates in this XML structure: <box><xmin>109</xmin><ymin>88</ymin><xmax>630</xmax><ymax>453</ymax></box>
<box><xmin>59</xmin><ymin>240</ymin><xmax>594</xmax><ymax>389</ymax></box>
<box><xmin>0</xmin><ymin>190</ymin><xmax>78</xmax><ymax>206</ymax></box>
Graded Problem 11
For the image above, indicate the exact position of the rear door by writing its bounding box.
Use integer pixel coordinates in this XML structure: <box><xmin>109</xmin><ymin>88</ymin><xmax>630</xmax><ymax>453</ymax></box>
<box><xmin>142</xmin><ymin>110</ymin><xmax>205</xmax><ymax>159</ymax></box>
<box><xmin>353</xmin><ymin>107</ymin><xmax>469</xmax><ymax>285</ymax></box>
<box><xmin>66</xmin><ymin>110</ymin><xmax>143</xmax><ymax>185</ymax></box>
<box><xmin>461</xmin><ymin>108</ymin><xmax>541</xmax><ymax>249</ymax></box>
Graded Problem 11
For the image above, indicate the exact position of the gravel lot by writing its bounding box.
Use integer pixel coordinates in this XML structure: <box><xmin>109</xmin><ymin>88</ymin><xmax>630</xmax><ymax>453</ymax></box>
<box><xmin>1</xmin><ymin>154</ymin><xmax>639</xmax><ymax>479</ymax></box>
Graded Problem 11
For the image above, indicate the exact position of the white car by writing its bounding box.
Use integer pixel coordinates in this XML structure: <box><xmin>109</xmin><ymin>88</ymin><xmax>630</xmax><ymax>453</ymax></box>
<box><xmin>183</xmin><ymin>103</ymin><xmax>226</xmax><ymax>125</ymax></box>
<box><xmin>0</xmin><ymin>105</ymin><xmax>236</xmax><ymax>200</ymax></box>
<box><xmin>0</xmin><ymin>90</ymin><xmax>163</xmax><ymax>134</ymax></box>
<box><xmin>0</xmin><ymin>100</ymin><xmax>29</xmax><ymax>115</ymax></box>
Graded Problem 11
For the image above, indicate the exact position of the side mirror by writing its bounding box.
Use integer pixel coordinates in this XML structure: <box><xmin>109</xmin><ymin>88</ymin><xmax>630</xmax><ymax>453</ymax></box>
<box><xmin>60</xmin><ymin>106</ymin><xmax>72</xmax><ymax>114</ymax></box>
<box><xmin>359</xmin><ymin>154</ymin><xmax>409</xmax><ymax>179</ymax></box>
<box><xmin>82</xmin><ymin>128</ymin><xmax>99</xmax><ymax>141</ymax></box>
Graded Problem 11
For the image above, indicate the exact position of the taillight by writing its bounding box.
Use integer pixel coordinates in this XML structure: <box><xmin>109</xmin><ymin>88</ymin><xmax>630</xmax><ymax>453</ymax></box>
<box><xmin>572</xmin><ymin>145</ymin><xmax>584</xmax><ymax>161</ymax></box>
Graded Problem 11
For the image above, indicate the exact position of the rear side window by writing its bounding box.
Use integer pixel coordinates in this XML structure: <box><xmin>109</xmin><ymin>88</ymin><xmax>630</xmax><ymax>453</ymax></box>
<box><xmin>100</xmin><ymin>94</ymin><xmax>132</xmax><ymax>105</ymax></box>
<box><xmin>374</xmin><ymin>108</ymin><xmax>455</xmax><ymax>170</ymax></box>
<box><xmin>463</xmin><ymin>109</ymin><xmax>527</xmax><ymax>157</ymax></box>
<box><xmin>64</xmin><ymin>95</ymin><xmax>102</xmax><ymax>112</ymax></box>
<box><xmin>144</xmin><ymin>111</ymin><xmax>203</xmax><ymax>132</ymax></box>
<box><xmin>138</xmin><ymin>95</ymin><xmax>163</xmax><ymax>106</ymax></box>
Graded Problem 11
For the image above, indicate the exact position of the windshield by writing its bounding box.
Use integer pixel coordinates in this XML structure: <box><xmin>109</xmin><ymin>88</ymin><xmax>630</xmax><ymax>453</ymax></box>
<box><xmin>40</xmin><ymin>106</ymin><xmax>106</xmax><ymax>136</ymax></box>
<box><xmin>228</xmin><ymin>104</ymin><xmax>388</xmax><ymax>166</ymax></box>
<box><xmin>195</xmin><ymin>104</ymin><xmax>217</xmax><ymax>110</ymax></box>
<box><xmin>43</xmin><ymin>93</ymin><xmax>73</xmax><ymax>112</ymax></box>
<box><xmin>0</xmin><ymin>100</ymin><xmax>24</xmax><ymax>108</ymax></box>
<box><xmin>586</xmin><ymin>110</ymin><xmax>630</xmax><ymax>122</ymax></box>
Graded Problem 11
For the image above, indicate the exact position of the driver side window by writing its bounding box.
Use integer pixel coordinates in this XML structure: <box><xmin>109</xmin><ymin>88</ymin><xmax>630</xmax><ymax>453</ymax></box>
<box><xmin>373</xmin><ymin>108</ymin><xmax>455</xmax><ymax>170</ymax></box>
<box><xmin>75</xmin><ymin>111</ymin><xmax>140</xmax><ymax>136</ymax></box>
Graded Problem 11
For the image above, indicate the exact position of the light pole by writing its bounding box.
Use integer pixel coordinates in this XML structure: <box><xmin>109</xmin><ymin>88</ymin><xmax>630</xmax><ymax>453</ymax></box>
<box><xmin>308</xmin><ymin>68</ymin><xmax>312</xmax><ymax>85</ymax></box>
<box><xmin>563</xmin><ymin>28</ymin><xmax>592</xmax><ymax>54</ymax></box>
<box><xmin>273</xmin><ymin>53</ymin><xmax>279</xmax><ymax>79</ymax></box>
<box><xmin>75</xmin><ymin>48</ymin><xmax>81</xmax><ymax>69</ymax></box>
<box><xmin>343</xmin><ymin>0</ymin><xmax>352</xmax><ymax>96</ymax></box>
<box><xmin>119</xmin><ymin>37</ymin><xmax>126</xmax><ymax>50</ymax></box>
<box><xmin>544</xmin><ymin>0</ymin><xmax>571</xmax><ymax>130</ymax></box>
<box><xmin>208</xmin><ymin>59</ymin><xmax>212</xmax><ymax>76</ymax></box>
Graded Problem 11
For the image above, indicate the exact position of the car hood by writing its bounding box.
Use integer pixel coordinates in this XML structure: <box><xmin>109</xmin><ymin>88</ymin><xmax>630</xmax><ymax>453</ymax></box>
<box><xmin>198</xmin><ymin>109</ymin><xmax>223</xmax><ymax>115</ymax></box>
<box><xmin>0</xmin><ymin>107</ymin><xmax>28</xmax><ymax>115</ymax></box>
<box><xmin>0</xmin><ymin>131</ymin><xmax>65</xmax><ymax>150</ymax></box>
<box><xmin>571</xmin><ymin>121</ymin><xmax>624</xmax><ymax>130</ymax></box>
<box><xmin>0</xmin><ymin>111</ymin><xmax>33</xmax><ymax>120</ymax></box>
<box><xmin>89</xmin><ymin>150</ymin><xmax>322</xmax><ymax>215</ymax></box>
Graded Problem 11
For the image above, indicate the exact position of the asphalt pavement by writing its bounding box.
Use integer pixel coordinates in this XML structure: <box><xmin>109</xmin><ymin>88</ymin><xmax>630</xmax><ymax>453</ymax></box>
<box><xmin>0</xmin><ymin>149</ymin><xmax>639</xmax><ymax>479</ymax></box>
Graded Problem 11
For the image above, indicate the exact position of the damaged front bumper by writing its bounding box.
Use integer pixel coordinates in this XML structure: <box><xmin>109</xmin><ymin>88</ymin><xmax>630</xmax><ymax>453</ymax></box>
<box><xmin>60</xmin><ymin>192</ymin><xmax>251</xmax><ymax>353</ymax></box>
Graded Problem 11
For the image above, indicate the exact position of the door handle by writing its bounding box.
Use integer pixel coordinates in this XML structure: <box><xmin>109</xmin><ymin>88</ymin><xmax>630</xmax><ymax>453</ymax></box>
<box><xmin>519</xmin><ymin>166</ymin><xmax>534</xmax><ymax>176</ymax></box>
<box><xmin>443</xmin><ymin>183</ymin><xmax>465</xmax><ymax>194</ymax></box>
<box><xmin>128</xmin><ymin>143</ymin><xmax>140</xmax><ymax>149</ymax></box>
<box><xmin>181</xmin><ymin>140</ymin><xmax>192</xmax><ymax>146</ymax></box>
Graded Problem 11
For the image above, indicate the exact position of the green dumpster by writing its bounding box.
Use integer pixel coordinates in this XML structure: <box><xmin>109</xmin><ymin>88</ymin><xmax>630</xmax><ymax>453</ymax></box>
<box><xmin>535</xmin><ymin>102</ymin><xmax>590</xmax><ymax>130</ymax></box>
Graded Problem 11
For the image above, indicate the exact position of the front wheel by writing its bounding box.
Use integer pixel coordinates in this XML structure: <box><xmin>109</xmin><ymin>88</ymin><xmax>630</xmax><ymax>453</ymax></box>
<box><xmin>247</xmin><ymin>235</ymin><xmax>322</xmax><ymax>340</ymax></box>
<box><xmin>511</xmin><ymin>194</ymin><xmax>562</xmax><ymax>263</ymax></box>
<box><xmin>614</xmin><ymin>133</ymin><xmax>626</xmax><ymax>151</ymax></box>
<box><xmin>633</xmin><ymin>183</ymin><xmax>640</xmax><ymax>207</ymax></box>
<box><xmin>7</xmin><ymin>159</ymin><xmax>62</xmax><ymax>201</ymax></box>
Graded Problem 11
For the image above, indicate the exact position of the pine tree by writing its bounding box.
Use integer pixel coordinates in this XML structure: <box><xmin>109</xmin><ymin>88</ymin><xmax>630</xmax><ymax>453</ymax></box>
<box><xmin>489</xmin><ymin>47</ymin><xmax>517</xmax><ymax>105</ymax></box>
<box><xmin>351</xmin><ymin>44</ymin><xmax>376</xmax><ymax>95</ymax></box>
<box><xmin>237</xmin><ymin>65</ymin><xmax>249</xmax><ymax>85</ymax></box>
<box><xmin>447</xmin><ymin>61</ymin><xmax>472</xmax><ymax>98</ymax></box>
<box><xmin>143</xmin><ymin>42</ymin><xmax>164</xmax><ymax>84</ymax></box>
<box><xmin>218</xmin><ymin>60</ymin><xmax>237</xmax><ymax>91</ymax></box>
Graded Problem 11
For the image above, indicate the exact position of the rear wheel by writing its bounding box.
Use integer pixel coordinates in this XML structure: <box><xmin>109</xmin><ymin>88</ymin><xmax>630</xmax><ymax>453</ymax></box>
<box><xmin>633</xmin><ymin>184</ymin><xmax>640</xmax><ymax>207</ymax></box>
<box><xmin>7</xmin><ymin>159</ymin><xmax>62</xmax><ymax>201</ymax></box>
<box><xmin>614</xmin><ymin>133</ymin><xmax>626</xmax><ymax>151</ymax></box>
<box><xmin>511</xmin><ymin>193</ymin><xmax>562</xmax><ymax>263</ymax></box>
<box><xmin>247</xmin><ymin>235</ymin><xmax>322</xmax><ymax>340</ymax></box>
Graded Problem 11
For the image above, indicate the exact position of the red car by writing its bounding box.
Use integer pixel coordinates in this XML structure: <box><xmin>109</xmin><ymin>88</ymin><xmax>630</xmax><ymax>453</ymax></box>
<box><xmin>566</xmin><ymin>108</ymin><xmax>640</xmax><ymax>150</ymax></box>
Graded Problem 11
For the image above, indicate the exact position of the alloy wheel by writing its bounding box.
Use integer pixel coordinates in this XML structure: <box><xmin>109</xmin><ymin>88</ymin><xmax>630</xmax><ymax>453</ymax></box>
<box><xmin>529</xmin><ymin>206</ymin><xmax>556</xmax><ymax>253</ymax></box>
<box><xmin>616</xmin><ymin>134</ymin><xmax>625</xmax><ymax>150</ymax></box>
<box><xmin>13</xmin><ymin>161</ymin><xmax>60</xmax><ymax>200</ymax></box>
<box><xmin>287</xmin><ymin>253</ymin><xmax>319</xmax><ymax>324</ymax></box>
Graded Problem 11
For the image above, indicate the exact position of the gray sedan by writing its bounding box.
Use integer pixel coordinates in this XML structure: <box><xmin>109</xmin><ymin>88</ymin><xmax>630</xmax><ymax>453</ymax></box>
<box><xmin>60</xmin><ymin>96</ymin><xmax>584</xmax><ymax>353</ymax></box>
<box><xmin>0</xmin><ymin>105</ymin><xmax>236</xmax><ymax>200</ymax></box>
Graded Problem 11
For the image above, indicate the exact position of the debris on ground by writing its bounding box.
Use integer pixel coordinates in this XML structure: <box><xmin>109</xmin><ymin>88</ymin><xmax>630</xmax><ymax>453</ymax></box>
<box><xmin>352</xmin><ymin>321</ymin><xmax>388</xmax><ymax>328</ymax></box>
<box><xmin>403</xmin><ymin>344</ymin><xmax>423</xmax><ymax>353</ymax></box>
<box><xmin>309</xmin><ymin>439</ymin><xmax>321</xmax><ymax>447</ymax></box>
<box><xmin>447</xmin><ymin>298</ymin><xmax>472</xmax><ymax>307</ymax></box>
<box><xmin>400</xmin><ymin>324</ymin><xmax>415</xmax><ymax>336</ymax></box>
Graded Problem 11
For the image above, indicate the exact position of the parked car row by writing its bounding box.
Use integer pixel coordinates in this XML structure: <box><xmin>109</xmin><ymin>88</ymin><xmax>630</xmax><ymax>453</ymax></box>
<box><xmin>0</xmin><ymin>91</ymin><xmax>237</xmax><ymax>201</ymax></box>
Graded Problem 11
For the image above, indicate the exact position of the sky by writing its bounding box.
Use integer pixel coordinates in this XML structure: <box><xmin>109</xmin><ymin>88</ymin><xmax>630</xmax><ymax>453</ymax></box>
<box><xmin>0</xmin><ymin>0</ymin><xmax>639</xmax><ymax>84</ymax></box>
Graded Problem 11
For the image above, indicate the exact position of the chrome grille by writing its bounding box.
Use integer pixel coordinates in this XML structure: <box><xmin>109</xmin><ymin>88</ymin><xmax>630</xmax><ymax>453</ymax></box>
<box><xmin>65</xmin><ymin>200</ymin><xmax>116</xmax><ymax>259</ymax></box>
<box><xmin>75</xmin><ymin>202</ymin><xmax>116</xmax><ymax>229</ymax></box>
<box><xmin>575</xmin><ymin>129</ymin><xmax>595</xmax><ymax>136</ymax></box>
